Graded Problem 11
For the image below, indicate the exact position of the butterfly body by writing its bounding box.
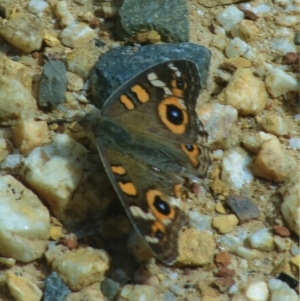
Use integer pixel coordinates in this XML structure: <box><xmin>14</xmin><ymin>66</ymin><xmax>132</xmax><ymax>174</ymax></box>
<box><xmin>80</xmin><ymin>59</ymin><xmax>211</xmax><ymax>264</ymax></box>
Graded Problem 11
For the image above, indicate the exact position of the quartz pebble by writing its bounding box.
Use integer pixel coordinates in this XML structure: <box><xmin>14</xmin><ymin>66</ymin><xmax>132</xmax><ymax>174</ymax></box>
<box><xmin>222</xmin><ymin>68</ymin><xmax>267</xmax><ymax>115</ymax></box>
<box><xmin>14</xmin><ymin>119</ymin><xmax>49</xmax><ymax>155</ymax></box>
<box><xmin>198</xmin><ymin>103</ymin><xmax>238</xmax><ymax>148</ymax></box>
<box><xmin>289</xmin><ymin>138</ymin><xmax>300</xmax><ymax>149</ymax></box>
<box><xmin>118</xmin><ymin>284</ymin><xmax>157</xmax><ymax>301</ymax></box>
<box><xmin>225</xmin><ymin>37</ymin><xmax>251</xmax><ymax>58</ymax></box>
<box><xmin>256</xmin><ymin>115</ymin><xmax>288</xmax><ymax>136</ymax></box>
<box><xmin>280</xmin><ymin>172</ymin><xmax>300</xmax><ymax>235</ymax></box>
<box><xmin>0</xmin><ymin>13</ymin><xmax>43</xmax><ymax>53</ymax></box>
<box><xmin>245</xmin><ymin>281</ymin><xmax>269</xmax><ymax>301</ymax></box>
<box><xmin>221</xmin><ymin>148</ymin><xmax>254</xmax><ymax>189</ymax></box>
<box><xmin>220</xmin><ymin>57</ymin><xmax>251</xmax><ymax>72</ymax></box>
<box><xmin>268</xmin><ymin>278</ymin><xmax>298</xmax><ymax>301</ymax></box>
<box><xmin>0</xmin><ymin>175</ymin><xmax>50</xmax><ymax>262</ymax></box>
<box><xmin>271</xmin><ymin>38</ymin><xmax>297</xmax><ymax>54</ymax></box>
<box><xmin>27</xmin><ymin>0</ymin><xmax>49</xmax><ymax>17</ymax></box>
<box><xmin>60</xmin><ymin>22</ymin><xmax>94</xmax><ymax>48</ymax></box>
<box><xmin>178</xmin><ymin>228</ymin><xmax>215</xmax><ymax>266</ymax></box>
<box><xmin>212</xmin><ymin>214</ymin><xmax>239</xmax><ymax>234</ymax></box>
<box><xmin>248</xmin><ymin>228</ymin><xmax>275</xmax><ymax>251</ymax></box>
<box><xmin>54</xmin><ymin>0</ymin><xmax>75</xmax><ymax>27</ymax></box>
<box><xmin>236</xmin><ymin>20</ymin><xmax>259</xmax><ymax>42</ymax></box>
<box><xmin>265</xmin><ymin>68</ymin><xmax>299</xmax><ymax>97</ymax></box>
<box><xmin>252</xmin><ymin>138</ymin><xmax>295</xmax><ymax>182</ymax></box>
<box><xmin>6</xmin><ymin>271</ymin><xmax>43</xmax><ymax>301</ymax></box>
<box><xmin>242</xmin><ymin>131</ymin><xmax>276</xmax><ymax>154</ymax></box>
<box><xmin>216</xmin><ymin>5</ymin><xmax>245</xmax><ymax>32</ymax></box>
<box><xmin>273</xmin><ymin>235</ymin><xmax>286</xmax><ymax>252</ymax></box>
<box><xmin>50</xmin><ymin>247</ymin><xmax>110</xmax><ymax>291</ymax></box>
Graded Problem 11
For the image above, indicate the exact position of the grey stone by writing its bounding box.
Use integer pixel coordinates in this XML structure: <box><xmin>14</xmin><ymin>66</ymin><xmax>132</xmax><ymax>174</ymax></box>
<box><xmin>89</xmin><ymin>43</ymin><xmax>211</xmax><ymax>108</ymax></box>
<box><xmin>118</xmin><ymin>0</ymin><xmax>189</xmax><ymax>43</ymax></box>
<box><xmin>38</xmin><ymin>60</ymin><xmax>67</xmax><ymax>107</ymax></box>
<box><xmin>101</xmin><ymin>277</ymin><xmax>121</xmax><ymax>301</ymax></box>
<box><xmin>43</xmin><ymin>271</ymin><xmax>70</xmax><ymax>301</ymax></box>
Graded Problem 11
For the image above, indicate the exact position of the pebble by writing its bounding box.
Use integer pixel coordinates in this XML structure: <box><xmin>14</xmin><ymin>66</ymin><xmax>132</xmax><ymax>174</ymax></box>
<box><xmin>188</xmin><ymin>211</ymin><xmax>213</xmax><ymax>231</ymax></box>
<box><xmin>0</xmin><ymin>154</ymin><xmax>22</xmax><ymax>170</ymax></box>
<box><xmin>101</xmin><ymin>278</ymin><xmax>121</xmax><ymax>301</ymax></box>
<box><xmin>242</xmin><ymin>131</ymin><xmax>276</xmax><ymax>154</ymax></box>
<box><xmin>211</xmin><ymin>33</ymin><xmax>229</xmax><ymax>51</ymax></box>
<box><xmin>0</xmin><ymin>138</ymin><xmax>9</xmax><ymax>162</ymax></box>
<box><xmin>271</xmin><ymin>38</ymin><xmax>297</xmax><ymax>54</ymax></box>
<box><xmin>233</xmin><ymin>246</ymin><xmax>261</xmax><ymax>260</ymax></box>
<box><xmin>50</xmin><ymin>247</ymin><xmax>110</xmax><ymax>291</ymax></box>
<box><xmin>0</xmin><ymin>75</ymin><xmax>38</xmax><ymax>120</ymax></box>
<box><xmin>0</xmin><ymin>175</ymin><xmax>50</xmax><ymax>262</ymax></box>
<box><xmin>39</xmin><ymin>59</ymin><xmax>67</xmax><ymax>107</ymax></box>
<box><xmin>54</xmin><ymin>0</ymin><xmax>75</xmax><ymax>27</ymax></box>
<box><xmin>226</xmin><ymin>194</ymin><xmax>260</xmax><ymax>222</ymax></box>
<box><xmin>220</xmin><ymin>57</ymin><xmax>251</xmax><ymax>73</ymax></box>
<box><xmin>215</xmin><ymin>251</ymin><xmax>231</xmax><ymax>267</ymax></box>
<box><xmin>221</xmin><ymin>148</ymin><xmax>254</xmax><ymax>189</ymax></box>
<box><xmin>178</xmin><ymin>228</ymin><xmax>216</xmax><ymax>266</ymax></box>
<box><xmin>256</xmin><ymin>114</ymin><xmax>288</xmax><ymax>136</ymax></box>
<box><xmin>6</xmin><ymin>271</ymin><xmax>43</xmax><ymax>301</ymax></box>
<box><xmin>215</xmin><ymin>202</ymin><xmax>226</xmax><ymax>214</ymax></box>
<box><xmin>66</xmin><ymin>48</ymin><xmax>97</xmax><ymax>79</ymax></box>
<box><xmin>43</xmin><ymin>272</ymin><xmax>70</xmax><ymax>301</ymax></box>
<box><xmin>14</xmin><ymin>119</ymin><xmax>49</xmax><ymax>155</ymax></box>
<box><xmin>27</xmin><ymin>0</ymin><xmax>49</xmax><ymax>17</ymax></box>
<box><xmin>235</xmin><ymin>20</ymin><xmax>259</xmax><ymax>42</ymax></box>
<box><xmin>0</xmin><ymin>13</ymin><xmax>43</xmax><ymax>53</ymax></box>
<box><xmin>67</xmin><ymin>71</ymin><xmax>84</xmax><ymax>92</ymax></box>
<box><xmin>117</xmin><ymin>284</ymin><xmax>157</xmax><ymax>301</ymax></box>
<box><xmin>43</xmin><ymin>32</ymin><xmax>61</xmax><ymax>47</ymax></box>
<box><xmin>280</xmin><ymin>172</ymin><xmax>300</xmax><ymax>235</ymax></box>
<box><xmin>222</xmin><ymin>68</ymin><xmax>267</xmax><ymax>115</ymax></box>
<box><xmin>60</xmin><ymin>22</ymin><xmax>94</xmax><ymax>48</ymax></box>
<box><xmin>273</xmin><ymin>225</ymin><xmax>290</xmax><ymax>237</ymax></box>
<box><xmin>273</xmin><ymin>235</ymin><xmax>287</xmax><ymax>252</ymax></box>
<box><xmin>216</xmin><ymin>5</ymin><xmax>245</xmax><ymax>32</ymax></box>
<box><xmin>248</xmin><ymin>228</ymin><xmax>275</xmax><ymax>252</ymax></box>
<box><xmin>197</xmin><ymin>103</ymin><xmax>239</xmax><ymax>148</ymax></box>
<box><xmin>0</xmin><ymin>257</ymin><xmax>16</xmax><ymax>268</ymax></box>
<box><xmin>252</xmin><ymin>137</ymin><xmax>295</xmax><ymax>182</ymax></box>
<box><xmin>268</xmin><ymin>278</ymin><xmax>298</xmax><ymax>301</ymax></box>
<box><xmin>245</xmin><ymin>281</ymin><xmax>269</xmax><ymax>301</ymax></box>
<box><xmin>289</xmin><ymin>138</ymin><xmax>300</xmax><ymax>149</ymax></box>
<box><xmin>225</xmin><ymin>37</ymin><xmax>251</xmax><ymax>58</ymax></box>
<box><xmin>212</xmin><ymin>214</ymin><xmax>239</xmax><ymax>234</ymax></box>
<box><xmin>265</xmin><ymin>68</ymin><xmax>299</xmax><ymax>97</ymax></box>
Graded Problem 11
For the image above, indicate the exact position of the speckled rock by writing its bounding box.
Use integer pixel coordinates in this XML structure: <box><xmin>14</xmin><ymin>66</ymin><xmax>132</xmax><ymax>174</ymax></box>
<box><xmin>6</xmin><ymin>271</ymin><xmax>43</xmax><ymax>301</ymax></box>
<box><xmin>0</xmin><ymin>13</ymin><xmax>43</xmax><ymax>53</ymax></box>
<box><xmin>50</xmin><ymin>247</ymin><xmax>110</xmax><ymax>291</ymax></box>
<box><xmin>118</xmin><ymin>0</ymin><xmax>189</xmax><ymax>43</ymax></box>
<box><xmin>14</xmin><ymin>119</ymin><xmax>49</xmax><ymax>155</ymax></box>
<box><xmin>60</xmin><ymin>22</ymin><xmax>94</xmax><ymax>48</ymax></box>
<box><xmin>177</xmin><ymin>228</ymin><xmax>215</xmax><ymax>266</ymax></box>
<box><xmin>212</xmin><ymin>214</ymin><xmax>239</xmax><ymax>234</ymax></box>
<box><xmin>43</xmin><ymin>272</ymin><xmax>70</xmax><ymax>301</ymax></box>
<box><xmin>221</xmin><ymin>68</ymin><xmax>267</xmax><ymax>115</ymax></box>
<box><xmin>66</xmin><ymin>48</ymin><xmax>97</xmax><ymax>79</ymax></box>
<box><xmin>197</xmin><ymin>103</ymin><xmax>239</xmax><ymax>148</ymax></box>
<box><xmin>0</xmin><ymin>175</ymin><xmax>50</xmax><ymax>262</ymax></box>
<box><xmin>117</xmin><ymin>284</ymin><xmax>158</xmax><ymax>301</ymax></box>
<box><xmin>280</xmin><ymin>172</ymin><xmax>300</xmax><ymax>236</ymax></box>
<box><xmin>252</xmin><ymin>138</ymin><xmax>295</xmax><ymax>182</ymax></box>
<box><xmin>21</xmin><ymin>133</ymin><xmax>114</xmax><ymax>227</ymax></box>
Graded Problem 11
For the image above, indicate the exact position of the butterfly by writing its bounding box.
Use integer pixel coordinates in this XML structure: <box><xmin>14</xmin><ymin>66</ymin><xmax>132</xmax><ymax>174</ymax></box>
<box><xmin>79</xmin><ymin>59</ymin><xmax>211</xmax><ymax>265</ymax></box>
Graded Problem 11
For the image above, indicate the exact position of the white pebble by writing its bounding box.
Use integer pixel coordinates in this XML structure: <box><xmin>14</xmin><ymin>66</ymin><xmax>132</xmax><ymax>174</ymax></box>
<box><xmin>0</xmin><ymin>154</ymin><xmax>22</xmax><ymax>169</ymax></box>
<box><xmin>168</xmin><ymin>272</ymin><xmax>178</xmax><ymax>281</ymax></box>
<box><xmin>245</xmin><ymin>281</ymin><xmax>269</xmax><ymax>301</ymax></box>
<box><xmin>252</xmin><ymin>4</ymin><xmax>272</xmax><ymax>14</ymax></box>
<box><xmin>269</xmin><ymin>278</ymin><xmax>298</xmax><ymax>301</ymax></box>
<box><xmin>248</xmin><ymin>228</ymin><xmax>275</xmax><ymax>251</ymax></box>
<box><xmin>27</xmin><ymin>0</ymin><xmax>49</xmax><ymax>17</ymax></box>
<box><xmin>216</xmin><ymin>5</ymin><xmax>245</xmax><ymax>32</ymax></box>
<box><xmin>271</xmin><ymin>38</ymin><xmax>296</xmax><ymax>54</ymax></box>
<box><xmin>225</xmin><ymin>37</ymin><xmax>251</xmax><ymax>58</ymax></box>
<box><xmin>289</xmin><ymin>138</ymin><xmax>300</xmax><ymax>149</ymax></box>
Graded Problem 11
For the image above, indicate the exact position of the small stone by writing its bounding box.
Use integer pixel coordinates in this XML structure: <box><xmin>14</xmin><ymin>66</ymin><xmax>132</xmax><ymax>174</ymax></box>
<box><xmin>280</xmin><ymin>172</ymin><xmax>300</xmax><ymax>236</ymax></box>
<box><xmin>215</xmin><ymin>202</ymin><xmax>226</xmax><ymax>214</ymax></box>
<box><xmin>221</xmin><ymin>57</ymin><xmax>251</xmax><ymax>73</ymax></box>
<box><xmin>256</xmin><ymin>114</ymin><xmax>288</xmax><ymax>136</ymax></box>
<box><xmin>66</xmin><ymin>48</ymin><xmax>97</xmax><ymax>79</ymax></box>
<box><xmin>265</xmin><ymin>68</ymin><xmax>298</xmax><ymax>97</ymax></box>
<box><xmin>233</xmin><ymin>246</ymin><xmax>261</xmax><ymax>260</ymax></box>
<box><xmin>273</xmin><ymin>225</ymin><xmax>290</xmax><ymax>237</ymax></box>
<box><xmin>131</xmin><ymin>30</ymin><xmax>161</xmax><ymax>44</ymax></box>
<box><xmin>6</xmin><ymin>271</ymin><xmax>43</xmax><ymax>301</ymax></box>
<box><xmin>67</xmin><ymin>72</ymin><xmax>84</xmax><ymax>92</ymax></box>
<box><xmin>211</xmin><ymin>34</ymin><xmax>229</xmax><ymax>51</ymax></box>
<box><xmin>221</xmin><ymin>148</ymin><xmax>254</xmax><ymax>189</ymax></box>
<box><xmin>60</xmin><ymin>22</ymin><xmax>94</xmax><ymax>48</ymax></box>
<box><xmin>0</xmin><ymin>175</ymin><xmax>50</xmax><ymax>262</ymax></box>
<box><xmin>43</xmin><ymin>32</ymin><xmax>61</xmax><ymax>47</ymax></box>
<box><xmin>94</xmin><ymin>2</ymin><xmax>117</xmax><ymax>19</ymax></box>
<box><xmin>89</xmin><ymin>17</ymin><xmax>100</xmax><ymax>28</ymax></box>
<box><xmin>212</xmin><ymin>214</ymin><xmax>239</xmax><ymax>234</ymax></box>
<box><xmin>101</xmin><ymin>278</ymin><xmax>121</xmax><ymax>301</ymax></box>
<box><xmin>225</xmin><ymin>37</ymin><xmax>251</xmax><ymax>58</ymax></box>
<box><xmin>214</xmin><ymin>277</ymin><xmax>235</xmax><ymax>293</ymax></box>
<box><xmin>0</xmin><ymin>138</ymin><xmax>9</xmax><ymax>162</ymax></box>
<box><xmin>271</xmin><ymin>38</ymin><xmax>296</xmax><ymax>54</ymax></box>
<box><xmin>226</xmin><ymin>194</ymin><xmax>260</xmax><ymax>222</ymax></box>
<box><xmin>0</xmin><ymin>13</ymin><xmax>43</xmax><ymax>53</ymax></box>
<box><xmin>14</xmin><ymin>119</ymin><xmax>49</xmax><ymax>155</ymax></box>
<box><xmin>248</xmin><ymin>228</ymin><xmax>275</xmax><ymax>252</ymax></box>
<box><xmin>273</xmin><ymin>236</ymin><xmax>287</xmax><ymax>252</ymax></box>
<box><xmin>43</xmin><ymin>271</ymin><xmax>70</xmax><ymax>301</ymax></box>
<box><xmin>222</xmin><ymin>68</ymin><xmax>267</xmax><ymax>115</ymax></box>
<box><xmin>275</xmin><ymin>14</ymin><xmax>299</xmax><ymax>27</ymax></box>
<box><xmin>0</xmin><ymin>257</ymin><xmax>16</xmax><ymax>268</ymax></box>
<box><xmin>38</xmin><ymin>59</ymin><xmax>67</xmax><ymax>107</ymax></box>
<box><xmin>49</xmin><ymin>225</ymin><xmax>64</xmax><ymax>240</ymax></box>
<box><xmin>178</xmin><ymin>228</ymin><xmax>216</xmax><ymax>266</ymax></box>
<box><xmin>216</xmin><ymin>5</ymin><xmax>245</xmax><ymax>32</ymax></box>
<box><xmin>237</xmin><ymin>19</ymin><xmax>259</xmax><ymax>42</ymax></box>
<box><xmin>284</xmin><ymin>52</ymin><xmax>300</xmax><ymax>65</ymax></box>
<box><xmin>252</xmin><ymin>138</ymin><xmax>295</xmax><ymax>182</ymax></box>
<box><xmin>242</xmin><ymin>131</ymin><xmax>276</xmax><ymax>154</ymax></box>
<box><xmin>215</xmin><ymin>267</ymin><xmax>235</xmax><ymax>277</ymax></box>
<box><xmin>290</xmin><ymin>255</ymin><xmax>300</xmax><ymax>270</ymax></box>
<box><xmin>277</xmin><ymin>273</ymin><xmax>299</xmax><ymax>290</ymax></box>
<box><xmin>54</xmin><ymin>0</ymin><xmax>75</xmax><ymax>27</ymax></box>
<box><xmin>118</xmin><ymin>285</ymin><xmax>157</xmax><ymax>301</ymax></box>
<box><xmin>61</xmin><ymin>234</ymin><xmax>78</xmax><ymax>250</ymax></box>
<box><xmin>245</xmin><ymin>281</ymin><xmax>269</xmax><ymax>301</ymax></box>
<box><xmin>269</xmin><ymin>278</ymin><xmax>298</xmax><ymax>301</ymax></box>
<box><xmin>51</xmin><ymin>247</ymin><xmax>110</xmax><ymax>291</ymax></box>
<box><xmin>27</xmin><ymin>0</ymin><xmax>49</xmax><ymax>17</ymax></box>
<box><xmin>215</xmin><ymin>251</ymin><xmax>231</xmax><ymax>267</ymax></box>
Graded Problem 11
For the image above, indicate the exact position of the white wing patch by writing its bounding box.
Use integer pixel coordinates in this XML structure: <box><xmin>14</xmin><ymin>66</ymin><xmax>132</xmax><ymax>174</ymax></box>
<box><xmin>130</xmin><ymin>206</ymin><xmax>155</xmax><ymax>221</ymax></box>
